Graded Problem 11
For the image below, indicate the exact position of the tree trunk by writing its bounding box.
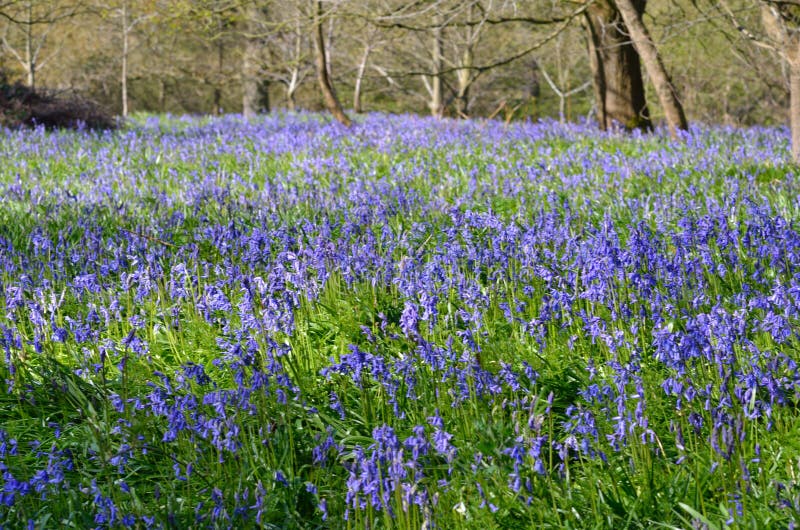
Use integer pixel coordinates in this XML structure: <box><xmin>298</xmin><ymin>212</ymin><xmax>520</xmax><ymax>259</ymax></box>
<box><xmin>121</xmin><ymin>0</ymin><xmax>129</xmax><ymax>117</ymax></box>
<box><xmin>213</xmin><ymin>88</ymin><xmax>222</xmax><ymax>115</ymax></box>
<box><xmin>242</xmin><ymin>4</ymin><xmax>266</xmax><ymax>118</ymax></box>
<box><xmin>453</xmin><ymin>88</ymin><xmax>468</xmax><ymax>118</ymax></box>
<box><xmin>23</xmin><ymin>1</ymin><xmax>35</xmax><ymax>89</ymax></box>
<box><xmin>312</xmin><ymin>1</ymin><xmax>351</xmax><ymax>126</ymax></box>
<box><xmin>287</xmin><ymin>85</ymin><xmax>297</xmax><ymax>110</ymax></box>
<box><xmin>615</xmin><ymin>0</ymin><xmax>687</xmax><ymax>138</ymax></box>
<box><xmin>353</xmin><ymin>43</ymin><xmax>371</xmax><ymax>114</ymax></box>
<box><xmin>454</xmin><ymin>3</ymin><xmax>481</xmax><ymax>119</ymax></box>
<box><xmin>430</xmin><ymin>22</ymin><xmax>444</xmax><ymax>118</ymax></box>
<box><xmin>454</xmin><ymin>46</ymin><xmax>473</xmax><ymax>118</ymax></box>
<box><xmin>791</xmin><ymin>59</ymin><xmax>800</xmax><ymax>164</ymax></box>
<box><xmin>325</xmin><ymin>16</ymin><xmax>334</xmax><ymax>78</ymax></box>
<box><xmin>25</xmin><ymin>1</ymin><xmax>34</xmax><ymax>89</ymax></box>
<box><xmin>761</xmin><ymin>4</ymin><xmax>800</xmax><ymax>164</ymax></box>
<box><xmin>158</xmin><ymin>78</ymin><xmax>166</xmax><ymax>112</ymax></box>
<box><xmin>214</xmin><ymin>20</ymin><xmax>224</xmax><ymax>115</ymax></box>
<box><xmin>242</xmin><ymin>33</ymin><xmax>261</xmax><ymax>118</ymax></box>
<box><xmin>584</xmin><ymin>0</ymin><xmax>651</xmax><ymax>131</ymax></box>
<box><xmin>259</xmin><ymin>80</ymin><xmax>270</xmax><ymax>113</ymax></box>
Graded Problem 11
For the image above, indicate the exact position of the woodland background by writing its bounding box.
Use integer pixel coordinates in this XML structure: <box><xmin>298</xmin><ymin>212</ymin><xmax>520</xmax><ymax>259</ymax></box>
<box><xmin>0</xmin><ymin>0</ymin><xmax>792</xmax><ymax>128</ymax></box>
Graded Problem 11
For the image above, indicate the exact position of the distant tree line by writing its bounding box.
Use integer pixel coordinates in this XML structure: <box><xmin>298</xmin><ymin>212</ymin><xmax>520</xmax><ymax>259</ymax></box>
<box><xmin>1</xmin><ymin>1</ymin><xmax>799</xmax><ymax>155</ymax></box>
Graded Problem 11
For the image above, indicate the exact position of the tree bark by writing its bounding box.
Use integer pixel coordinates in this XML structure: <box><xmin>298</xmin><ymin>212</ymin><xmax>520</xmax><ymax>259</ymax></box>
<box><xmin>353</xmin><ymin>43</ymin><xmax>371</xmax><ymax>113</ymax></box>
<box><xmin>454</xmin><ymin>46</ymin><xmax>473</xmax><ymax>117</ymax></box>
<box><xmin>584</xmin><ymin>0</ymin><xmax>651</xmax><ymax>131</ymax></box>
<box><xmin>242</xmin><ymin>30</ymin><xmax>261</xmax><ymax>118</ymax></box>
<box><xmin>429</xmin><ymin>21</ymin><xmax>444</xmax><ymax>118</ymax></box>
<box><xmin>242</xmin><ymin>4</ymin><xmax>266</xmax><ymax>118</ymax></box>
<box><xmin>761</xmin><ymin>4</ymin><xmax>800</xmax><ymax>164</ymax></box>
<box><xmin>25</xmin><ymin>1</ymin><xmax>34</xmax><ymax>89</ymax></box>
<box><xmin>615</xmin><ymin>0</ymin><xmax>687</xmax><ymax>138</ymax></box>
<box><xmin>312</xmin><ymin>1</ymin><xmax>351</xmax><ymax>126</ymax></box>
<box><xmin>791</xmin><ymin>58</ymin><xmax>800</xmax><ymax>163</ymax></box>
<box><xmin>121</xmin><ymin>0</ymin><xmax>129</xmax><ymax>117</ymax></box>
<box><xmin>158</xmin><ymin>78</ymin><xmax>166</xmax><ymax>112</ymax></box>
<box><xmin>260</xmin><ymin>81</ymin><xmax>270</xmax><ymax>113</ymax></box>
<box><xmin>453</xmin><ymin>3</ymin><xmax>483</xmax><ymax>119</ymax></box>
<box><xmin>214</xmin><ymin>18</ymin><xmax>224</xmax><ymax>115</ymax></box>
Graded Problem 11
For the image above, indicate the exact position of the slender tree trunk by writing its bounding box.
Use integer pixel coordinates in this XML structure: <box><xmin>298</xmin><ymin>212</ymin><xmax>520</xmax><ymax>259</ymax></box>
<box><xmin>454</xmin><ymin>3</ymin><xmax>480</xmax><ymax>119</ymax></box>
<box><xmin>213</xmin><ymin>89</ymin><xmax>222</xmax><ymax>115</ymax></box>
<box><xmin>286</xmin><ymin>17</ymin><xmax>303</xmax><ymax>112</ymax></box>
<box><xmin>312</xmin><ymin>1</ymin><xmax>351</xmax><ymax>126</ymax></box>
<box><xmin>430</xmin><ymin>22</ymin><xmax>444</xmax><ymax>118</ymax></box>
<box><xmin>787</xmin><ymin>37</ymin><xmax>800</xmax><ymax>164</ymax></box>
<box><xmin>791</xmin><ymin>59</ymin><xmax>800</xmax><ymax>163</ymax></box>
<box><xmin>353</xmin><ymin>43</ymin><xmax>371</xmax><ymax>113</ymax></box>
<box><xmin>25</xmin><ymin>2</ymin><xmax>34</xmax><ymax>89</ymax></box>
<box><xmin>615</xmin><ymin>0</ymin><xmax>687</xmax><ymax>138</ymax></box>
<box><xmin>453</xmin><ymin>87</ymin><xmax>468</xmax><ymax>118</ymax></box>
<box><xmin>761</xmin><ymin>4</ymin><xmax>800</xmax><ymax>164</ymax></box>
<box><xmin>325</xmin><ymin>17</ymin><xmax>334</xmax><ymax>78</ymax></box>
<box><xmin>287</xmin><ymin>87</ymin><xmax>296</xmax><ymax>110</ymax></box>
<box><xmin>25</xmin><ymin>54</ymin><xmax>34</xmax><ymax>90</ymax></box>
<box><xmin>286</xmin><ymin>67</ymin><xmax>299</xmax><ymax>110</ymax></box>
<box><xmin>454</xmin><ymin>46</ymin><xmax>473</xmax><ymax>118</ymax></box>
<box><xmin>584</xmin><ymin>0</ymin><xmax>651</xmax><ymax>131</ymax></box>
<box><xmin>121</xmin><ymin>0</ymin><xmax>129</xmax><ymax>117</ymax></box>
<box><xmin>158</xmin><ymin>78</ymin><xmax>166</xmax><ymax>112</ymax></box>
<box><xmin>214</xmin><ymin>19</ymin><xmax>224</xmax><ymax>115</ymax></box>
<box><xmin>259</xmin><ymin>80</ymin><xmax>270</xmax><ymax>113</ymax></box>
<box><xmin>242</xmin><ymin>32</ymin><xmax>261</xmax><ymax>118</ymax></box>
<box><xmin>242</xmin><ymin>5</ymin><xmax>265</xmax><ymax>118</ymax></box>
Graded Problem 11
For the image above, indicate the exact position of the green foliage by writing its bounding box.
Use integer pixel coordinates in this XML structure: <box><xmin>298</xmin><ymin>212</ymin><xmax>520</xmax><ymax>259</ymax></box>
<box><xmin>1</xmin><ymin>115</ymin><xmax>800</xmax><ymax>528</ymax></box>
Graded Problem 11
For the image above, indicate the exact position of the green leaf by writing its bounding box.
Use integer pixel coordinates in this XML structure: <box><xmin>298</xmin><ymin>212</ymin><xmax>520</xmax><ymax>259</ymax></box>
<box><xmin>678</xmin><ymin>503</ymin><xmax>720</xmax><ymax>530</ymax></box>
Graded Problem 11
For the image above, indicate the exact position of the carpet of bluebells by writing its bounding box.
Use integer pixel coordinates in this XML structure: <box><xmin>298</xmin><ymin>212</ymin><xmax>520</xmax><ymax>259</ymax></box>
<box><xmin>2</xmin><ymin>113</ymin><xmax>800</xmax><ymax>529</ymax></box>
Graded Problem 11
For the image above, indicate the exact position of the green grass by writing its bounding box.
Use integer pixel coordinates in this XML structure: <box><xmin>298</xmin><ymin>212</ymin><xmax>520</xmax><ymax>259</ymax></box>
<box><xmin>0</xmin><ymin>115</ymin><xmax>799</xmax><ymax>528</ymax></box>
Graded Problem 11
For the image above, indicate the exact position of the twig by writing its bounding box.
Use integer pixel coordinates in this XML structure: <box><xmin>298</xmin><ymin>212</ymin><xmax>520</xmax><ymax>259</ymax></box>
<box><xmin>118</xmin><ymin>227</ymin><xmax>177</xmax><ymax>248</ymax></box>
<box><xmin>487</xmin><ymin>100</ymin><xmax>507</xmax><ymax>121</ymax></box>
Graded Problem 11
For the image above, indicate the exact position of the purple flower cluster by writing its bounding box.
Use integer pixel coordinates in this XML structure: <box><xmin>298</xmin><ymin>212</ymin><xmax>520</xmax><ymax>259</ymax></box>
<box><xmin>1</xmin><ymin>113</ymin><xmax>799</xmax><ymax>526</ymax></box>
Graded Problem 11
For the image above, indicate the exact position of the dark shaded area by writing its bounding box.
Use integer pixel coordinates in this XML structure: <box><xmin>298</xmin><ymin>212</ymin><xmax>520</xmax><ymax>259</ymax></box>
<box><xmin>0</xmin><ymin>71</ymin><xmax>115</xmax><ymax>130</ymax></box>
